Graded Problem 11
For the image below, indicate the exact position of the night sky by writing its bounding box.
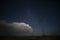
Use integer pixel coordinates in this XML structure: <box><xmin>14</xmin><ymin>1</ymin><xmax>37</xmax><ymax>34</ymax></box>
<box><xmin>0</xmin><ymin>0</ymin><xmax>60</xmax><ymax>35</ymax></box>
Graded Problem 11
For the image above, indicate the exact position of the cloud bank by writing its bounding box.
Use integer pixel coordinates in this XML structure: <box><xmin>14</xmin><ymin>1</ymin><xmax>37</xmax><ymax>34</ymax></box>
<box><xmin>0</xmin><ymin>20</ymin><xmax>33</xmax><ymax>36</ymax></box>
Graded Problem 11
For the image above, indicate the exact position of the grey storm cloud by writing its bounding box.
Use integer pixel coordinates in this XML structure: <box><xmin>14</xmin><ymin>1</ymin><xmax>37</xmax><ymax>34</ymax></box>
<box><xmin>0</xmin><ymin>20</ymin><xmax>33</xmax><ymax>36</ymax></box>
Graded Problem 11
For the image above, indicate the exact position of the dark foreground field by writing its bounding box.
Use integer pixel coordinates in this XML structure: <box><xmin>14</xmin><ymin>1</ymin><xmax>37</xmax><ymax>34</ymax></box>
<box><xmin>0</xmin><ymin>36</ymin><xmax>60</xmax><ymax>40</ymax></box>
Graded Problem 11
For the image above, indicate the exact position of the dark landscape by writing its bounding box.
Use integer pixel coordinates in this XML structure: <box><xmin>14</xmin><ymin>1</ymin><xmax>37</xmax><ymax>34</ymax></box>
<box><xmin>0</xmin><ymin>35</ymin><xmax>60</xmax><ymax>40</ymax></box>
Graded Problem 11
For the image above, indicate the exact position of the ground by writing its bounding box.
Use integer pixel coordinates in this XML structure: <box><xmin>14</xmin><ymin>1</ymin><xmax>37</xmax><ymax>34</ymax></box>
<box><xmin>0</xmin><ymin>35</ymin><xmax>60</xmax><ymax>40</ymax></box>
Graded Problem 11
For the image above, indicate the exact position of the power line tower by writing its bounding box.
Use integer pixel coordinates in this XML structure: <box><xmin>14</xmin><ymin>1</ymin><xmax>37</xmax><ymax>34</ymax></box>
<box><xmin>40</xmin><ymin>16</ymin><xmax>45</xmax><ymax>36</ymax></box>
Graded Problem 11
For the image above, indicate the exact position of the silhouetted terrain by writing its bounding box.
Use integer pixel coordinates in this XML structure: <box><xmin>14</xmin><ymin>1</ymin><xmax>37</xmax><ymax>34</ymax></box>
<box><xmin>0</xmin><ymin>35</ymin><xmax>60</xmax><ymax>40</ymax></box>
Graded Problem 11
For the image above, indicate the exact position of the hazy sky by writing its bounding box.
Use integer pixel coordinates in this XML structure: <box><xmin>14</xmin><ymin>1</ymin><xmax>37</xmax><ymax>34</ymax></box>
<box><xmin>0</xmin><ymin>0</ymin><xmax>60</xmax><ymax>35</ymax></box>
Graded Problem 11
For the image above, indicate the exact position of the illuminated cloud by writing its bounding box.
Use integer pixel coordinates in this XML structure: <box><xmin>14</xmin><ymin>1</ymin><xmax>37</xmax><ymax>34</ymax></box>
<box><xmin>0</xmin><ymin>20</ymin><xmax>33</xmax><ymax>36</ymax></box>
<box><xmin>9</xmin><ymin>22</ymin><xmax>33</xmax><ymax>32</ymax></box>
